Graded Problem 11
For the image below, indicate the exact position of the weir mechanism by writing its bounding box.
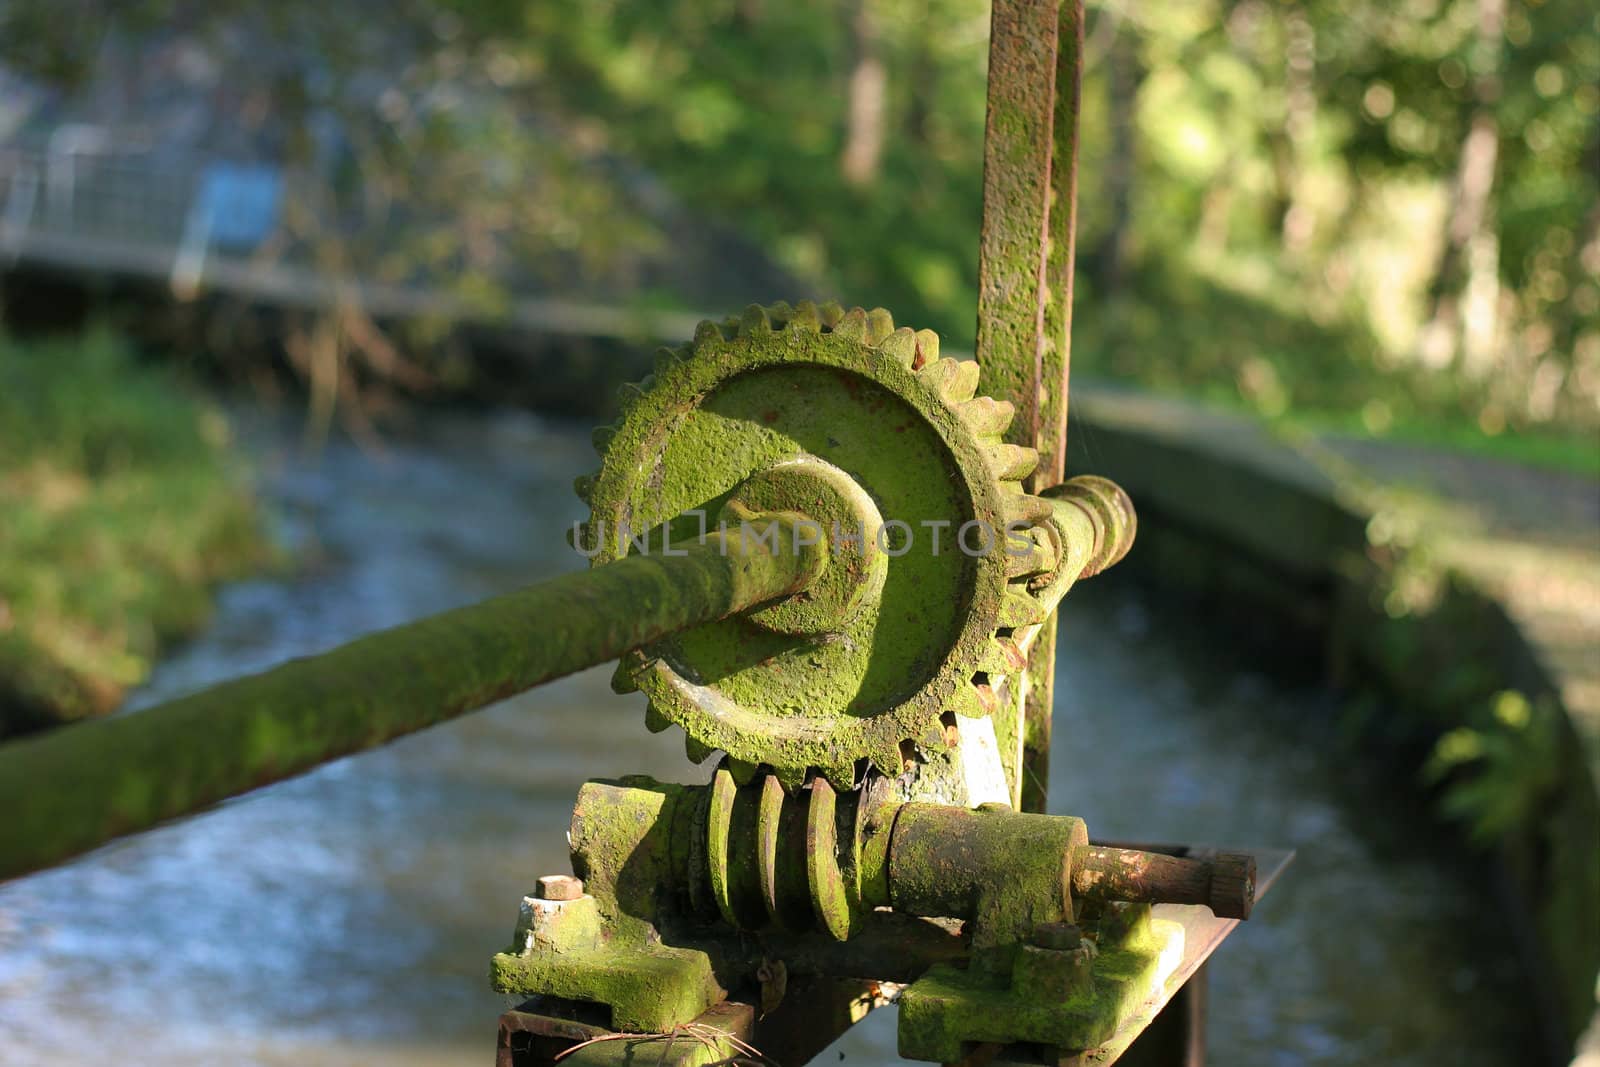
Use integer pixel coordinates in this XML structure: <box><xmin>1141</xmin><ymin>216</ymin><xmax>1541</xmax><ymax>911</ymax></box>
<box><xmin>487</xmin><ymin>302</ymin><xmax>1278</xmax><ymax>1066</ymax></box>
<box><xmin>0</xmin><ymin>1</ymin><xmax>1288</xmax><ymax>1063</ymax></box>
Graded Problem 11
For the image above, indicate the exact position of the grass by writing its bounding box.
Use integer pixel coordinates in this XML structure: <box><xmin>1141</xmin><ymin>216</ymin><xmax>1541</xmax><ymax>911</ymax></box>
<box><xmin>0</xmin><ymin>327</ymin><xmax>269</xmax><ymax>736</ymax></box>
<box><xmin>1073</xmin><ymin>254</ymin><xmax>1600</xmax><ymax>480</ymax></box>
<box><xmin>1283</xmin><ymin>408</ymin><xmax>1600</xmax><ymax>480</ymax></box>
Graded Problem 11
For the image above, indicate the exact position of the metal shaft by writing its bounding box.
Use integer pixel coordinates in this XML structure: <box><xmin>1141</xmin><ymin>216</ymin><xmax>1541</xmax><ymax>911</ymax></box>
<box><xmin>0</xmin><ymin>518</ymin><xmax>824</xmax><ymax>882</ymax></box>
<box><xmin>1070</xmin><ymin>846</ymin><xmax>1257</xmax><ymax>920</ymax></box>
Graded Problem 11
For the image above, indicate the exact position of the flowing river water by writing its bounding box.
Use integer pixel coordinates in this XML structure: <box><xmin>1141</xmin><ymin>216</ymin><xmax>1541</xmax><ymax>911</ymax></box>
<box><xmin>0</xmin><ymin>409</ymin><xmax>1538</xmax><ymax>1065</ymax></box>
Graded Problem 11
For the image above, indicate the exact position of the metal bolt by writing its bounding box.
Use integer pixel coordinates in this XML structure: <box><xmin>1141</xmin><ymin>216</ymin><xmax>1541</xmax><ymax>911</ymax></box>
<box><xmin>536</xmin><ymin>874</ymin><xmax>584</xmax><ymax>901</ymax></box>
<box><xmin>1032</xmin><ymin>921</ymin><xmax>1081</xmax><ymax>950</ymax></box>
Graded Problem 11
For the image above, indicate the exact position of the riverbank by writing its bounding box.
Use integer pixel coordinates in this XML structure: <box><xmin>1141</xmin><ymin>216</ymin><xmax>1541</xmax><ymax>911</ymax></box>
<box><xmin>1066</xmin><ymin>383</ymin><xmax>1600</xmax><ymax>1062</ymax></box>
<box><xmin>0</xmin><ymin>328</ymin><xmax>268</xmax><ymax>737</ymax></box>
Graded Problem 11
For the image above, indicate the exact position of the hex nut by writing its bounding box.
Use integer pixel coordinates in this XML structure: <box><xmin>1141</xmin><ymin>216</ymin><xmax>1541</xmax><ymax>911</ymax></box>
<box><xmin>535</xmin><ymin>874</ymin><xmax>584</xmax><ymax>901</ymax></box>
<box><xmin>1032</xmin><ymin>920</ymin><xmax>1082</xmax><ymax>950</ymax></box>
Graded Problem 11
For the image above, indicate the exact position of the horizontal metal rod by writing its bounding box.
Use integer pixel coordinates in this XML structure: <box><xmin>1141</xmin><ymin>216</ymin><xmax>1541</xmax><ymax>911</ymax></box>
<box><xmin>0</xmin><ymin>518</ymin><xmax>823</xmax><ymax>882</ymax></box>
<box><xmin>1070</xmin><ymin>845</ymin><xmax>1256</xmax><ymax>920</ymax></box>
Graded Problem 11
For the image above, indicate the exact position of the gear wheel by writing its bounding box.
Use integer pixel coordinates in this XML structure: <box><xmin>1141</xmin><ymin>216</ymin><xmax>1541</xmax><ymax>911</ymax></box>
<box><xmin>575</xmin><ymin>301</ymin><xmax>1055</xmax><ymax>789</ymax></box>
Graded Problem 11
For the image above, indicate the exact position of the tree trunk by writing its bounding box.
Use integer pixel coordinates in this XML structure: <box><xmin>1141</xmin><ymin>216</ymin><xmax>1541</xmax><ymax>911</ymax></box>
<box><xmin>1093</xmin><ymin>10</ymin><xmax>1140</xmax><ymax>295</ymax></box>
<box><xmin>840</xmin><ymin>0</ymin><xmax>886</xmax><ymax>188</ymax></box>
<box><xmin>733</xmin><ymin>0</ymin><xmax>763</xmax><ymax>30</ymax></box>
<box><xmin>1279</xmin><ymin>4</ymin><xmax>1316</xmax><ymax>258</ymax></box>
<box><xmin>1196</xmin><ymin>161</ymin><xmax>1236</xmax><ymax>256</ymax></box>
<box><xmin>1421</xmin><ymin>0</ymin><xmax>1504</xmax><ymax>371</ymax></box>
<box><xmin>905</xmin><ymin>18</ymin><xmax>936</xmax><ymax>149</ymax></box>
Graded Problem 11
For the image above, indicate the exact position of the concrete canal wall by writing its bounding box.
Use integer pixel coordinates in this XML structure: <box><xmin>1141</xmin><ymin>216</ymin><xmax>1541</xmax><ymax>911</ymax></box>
<box><xmin>1066</xmin><ymin>384</ymin><xmax>1600</xmax><ymax>1064</ymax></box>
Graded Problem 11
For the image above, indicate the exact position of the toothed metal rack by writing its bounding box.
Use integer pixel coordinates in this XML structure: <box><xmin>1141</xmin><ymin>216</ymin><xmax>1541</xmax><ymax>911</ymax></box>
<box><xmin>0</xmin><ymin>1</ymin><xmax>1288</xmax><ymax>1064</ymax></box>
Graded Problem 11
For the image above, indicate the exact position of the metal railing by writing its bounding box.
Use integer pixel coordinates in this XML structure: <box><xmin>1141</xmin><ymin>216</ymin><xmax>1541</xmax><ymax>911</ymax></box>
<box><xmin>2</xmin><ymin>137</ymin><xmax>214</xmax><ymax>262</ymax></box>
<box><xmin>0</xmin><ymin>133</ymin><xmax>705</xmax><ymax>341</ymax></box>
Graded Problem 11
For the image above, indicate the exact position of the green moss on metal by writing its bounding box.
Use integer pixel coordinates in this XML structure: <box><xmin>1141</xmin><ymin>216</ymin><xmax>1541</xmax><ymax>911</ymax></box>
<box><xmin>887</xmin><ymin>803</ymin><xmax>1087</xmax><ymax>976</ymax></box>
<box><xmin>586</xmin><ymin>303</ymin><xmax>1043</xmax><ymax>787</ymax></box>
<box><xmin>490</xmin><ymin>943</ymin><xmax>723</xmax><ymax>1033</ymax></box>
<box><xmin>897</xmin><ymin>910</ymin><xmax>1182</xmax><ymax>1061</ymax></box>
<box><xmin>0</xmin><ymin>534</ymin><xmax>817</xmax><ymax>881</ymax></box>
<box><xmin>973</xmin><ymin>1</ymin><xmax>1090</xmax><ymax>815</ymax></box>
<box><xmin>569</xmin><ymin>778</ymin><xmax>695</xmax><ymax>938</ymax></box>
<box><xmin>803</xmin><ymin>776</ymin><xmax>856</xmax><ymax>940</ymax></box>
<box><xmin>506</xmin><ymin>777</ymin><xmax>729</xmax><ymax>1032</ymax></box>
<box><xmin>724</xmin><ymin>458</ymin><xmax>886</xmax><ymax>637</ymax></box>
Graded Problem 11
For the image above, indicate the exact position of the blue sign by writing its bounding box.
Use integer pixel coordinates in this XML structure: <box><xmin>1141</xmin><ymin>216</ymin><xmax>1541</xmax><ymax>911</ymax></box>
<box><xmin>197</xmin><ymin>163</ymin><xmax>282</xmax><ymax>250</ymax></box>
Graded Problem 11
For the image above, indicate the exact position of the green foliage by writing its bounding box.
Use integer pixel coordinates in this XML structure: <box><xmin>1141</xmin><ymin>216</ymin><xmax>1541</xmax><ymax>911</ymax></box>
<box><xmin>1340</xmin><ymin>523</ymin><xmax>1577</xmax><ymax>851</ymax></box>
<box><xmin>0</xmin><ymin>329</ymin><xmax>267</xmax><ymax>735</ymax></box>
<box><xmin>442</xmin><ymin>0</ymin><xmax>993</xmax><ymax>343</ymax></box>
<box><xmin>4</xmin><ymin>0</ymin><xmax>1594</xmax><ymax>449</ymax></box>
<box><xmin>440</xmin><ymin>0</ymin><xmax>1598</xmax><ymax>445</ymax></box>
<box><xmin>1073</xmin><ymin>253</ymin><xmax>1385</xmax><ymax>412</ymax></box>
<box><xmin>1425</xmin><ymin>690</ymin><xmax>1567</xmax><ymax>846</ymax></box>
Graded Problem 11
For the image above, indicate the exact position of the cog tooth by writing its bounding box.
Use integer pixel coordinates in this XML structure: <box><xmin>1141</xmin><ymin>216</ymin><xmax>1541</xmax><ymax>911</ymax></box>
<box><xmin>818</xmin><ymin>301</ymin><xmax>845</xmax><ymax>329</ymax></box>
<box><xmin>920</xmin><ymin>357</ymin><xmax>980</xmax><ymax>403</ymax></box>
<box><xmin>694</xmin><ymin>319</ymin><xmax>724</xmax><ymax>346</ymax></box>
<box><xmin>949</xmin><ymin>681</ymin><xmax>999</xmax><ymax>718</ymax></box>
<box><xmin>643</xmin><ymin>703</ymin><xmax>672</xmax><ymax>731</ymax></box>
<box><xmin>591</xmin><ymin>423</ymin><xmax>617</xmax><ymax>455</ymax></box>
<box><xmin>878</xmin><ymin>327</ymin><xmax>918</xmax><ymax>366</ymax></box>
<box><xmin>833</xmin><ymin>306</ymin><xmax>870</xmax><ymax>341</ymax></box>
<box><xmin>987</xmin><ymin>443</ymin><xmax>1039</xmax><ymax>481</ymax></box>
<box><xmin>1000</xmin><ymin>589</ymin><xmax>1048</xmax><ymax>628</ymax></box>
<box><xmin>573</xmin><ymin>472</ymin><xmax>597</xmax><ymax>504</ymax></box>
<box><xmin>653</xmin><ymin>346</ymin><xmax>683</xmax><ymax>377</ymax></box>
<box><xmin>1005</xmin><ymin>528</ymin><xmax>1053</xmax><ymax>577</ymax></box>
<box><xmin>615</xmin><ymin>379</ymin><xmax>650</xmax><ymax>416</ymax></box>
<box><xmin>866</xmin><ymin>307</ymin><xmax>896</xmax><ymax>344</ymax></box>
<box><xmin>945</xmin><ymin>361</ymin><xmax>980</xmax><ymax>402</ymax></box>
<box><xmin>768</xmin><ymin>300</ymin><xmax>795</xmax><ymax>328</ymax></box>
<box><xmin>1005</xmin><ymin>494</ymin><xmax>1055</xmax><ymax>526</ymax></box>
<box><xmin>954</xmin><ymin>396</ymin><xmax>1015</xmax><ymax>438</ymax></box>
<box><xmin>611</xmin><ymin>659</ymin><xmax>641</xmax><ymax>694</ymax></box>
<box><xmin>566</xmin><ymin>521</ymin><xmax>591</xmax><ymax>552</ymax></box>
<box><xmin>790</xmin><ymin>300</ymin><xmax>822</xmax><ymax>332</ymax></box>
<box><xmin>815</xmin><ymin>761</ymin><xmax>856</xmax><ymax>791</ymax></box>
<box><xmin>978</xmin><ymin>636</ymin><xmax>1028</xmax><ymax>675</ymax></box>
<box><xmin>772</xmin><ymin>763</ymin><xmax>809</xmax><ymax>790</ymax></box>
<box><xmin>913</xmin><ymin>329</ymin><xmax>940</xmax><ymax>367</ymax></box>
<box><xmin>685</xmin><ymin>735</ymin><xmax>717</xmax><ymax>764</ymax></box>
<box><xmin>870</xmin><ymin>740</ymin><xmax>907</xmax><ymax>778</ymax></box>
<box><xmin>727</xmin><ymin>758</ymin><xmax>761</xmax><ymax>786</ymax></box>
<box><xmin>740</xmin><ymin>303</ymin><xmax>773</xmax><ymax>335</ymax></box>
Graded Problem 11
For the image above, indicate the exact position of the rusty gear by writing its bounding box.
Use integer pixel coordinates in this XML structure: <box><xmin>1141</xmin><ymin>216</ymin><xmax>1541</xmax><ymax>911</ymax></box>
<box><xmin>575</xmin><ymin>301</ymin><xmax>1056</xmax><ymax>789</ymax></box>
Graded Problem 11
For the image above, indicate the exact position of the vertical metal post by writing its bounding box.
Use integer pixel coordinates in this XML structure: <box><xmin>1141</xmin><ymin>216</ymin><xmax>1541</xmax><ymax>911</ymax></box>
<box><xmin>973</xmin><ymin>0</ymin><xmax>1085</xmax><ymax>812</ymax></box>
<box><xmin>1</xmin><ymin>161</ymin><xmax>39</xmax><ymax>265</ymax></box>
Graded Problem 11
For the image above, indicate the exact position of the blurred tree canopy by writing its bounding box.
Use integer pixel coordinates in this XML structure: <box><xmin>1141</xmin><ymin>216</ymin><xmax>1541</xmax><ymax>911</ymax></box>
<box><xmin>4</xmin><ymin>0</ymin><xmax>1597</xmax><ymax>445</ymax></box>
